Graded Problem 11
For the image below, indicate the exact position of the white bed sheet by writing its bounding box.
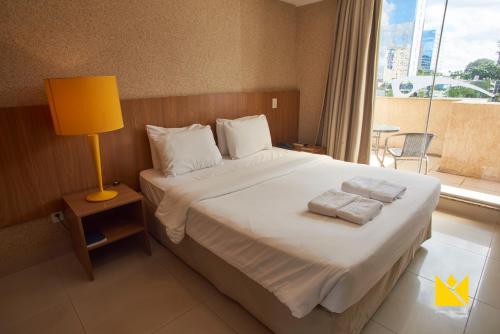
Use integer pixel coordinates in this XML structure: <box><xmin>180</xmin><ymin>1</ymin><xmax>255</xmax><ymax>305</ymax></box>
<box><xmin>140</xmin><ymin>148</ymin><xmax>294</xmax><ymax>206</ymax></box>
<box><xmin>140</xmin><ymin>148</ymin><xmax>440</xmax><ymax>318</ymax></box>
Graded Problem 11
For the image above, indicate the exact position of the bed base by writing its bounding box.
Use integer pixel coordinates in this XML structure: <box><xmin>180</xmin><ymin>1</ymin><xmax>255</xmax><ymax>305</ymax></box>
<box><xmin>144</xmin><ymin>198</ymin><xmax>431</xmax><ymax>334</ymax></box>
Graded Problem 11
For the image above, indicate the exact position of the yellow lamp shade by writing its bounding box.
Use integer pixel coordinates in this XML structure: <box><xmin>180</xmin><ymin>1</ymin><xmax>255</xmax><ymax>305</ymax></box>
<box><xmin>44</xmin><ymin>76</ymin><xmax>123</xmax><ymax>135</ymax></box>
<box><xmin>44</xmin><ymin>75</ymin><xmax>124</xmax><ymax>202</ymax></box>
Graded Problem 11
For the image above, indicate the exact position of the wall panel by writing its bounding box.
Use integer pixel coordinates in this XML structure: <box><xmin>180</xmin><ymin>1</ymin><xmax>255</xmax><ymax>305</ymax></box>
<box><xmin>0</xmin><ymin>90</ymin><xmax>299</xmax><ymax>227</ymax></box>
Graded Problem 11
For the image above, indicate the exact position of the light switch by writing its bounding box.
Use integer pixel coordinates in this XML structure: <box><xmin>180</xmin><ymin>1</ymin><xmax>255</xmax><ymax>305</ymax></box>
<box><xmin>272</xmin><ymin>98</ymin><xmax>278</xmax><ymax>109</ymax></box>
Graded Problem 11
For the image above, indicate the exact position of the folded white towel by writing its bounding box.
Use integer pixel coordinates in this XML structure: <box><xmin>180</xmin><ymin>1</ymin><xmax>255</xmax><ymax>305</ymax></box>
<box><xmin>341</xmin><ymin>177</ymin><xmax>382</xmax><ymax>199</ymax></box>
<box><xmin>336</xmin><ymin>197</ymin><xmax>383</xmax><ymax>225</ymax></box>
<box><xmin>370</xmin><ymin>181</ymin><xmax>406</xmax><ymax>203</ymax></box>
<box><xmin>308</xmin><ymin>190</ymin><xmax>358</xmax><ymax>217</ymax></box>
<box><xmin>341</xmin><ymin>177</ymin><xmax>406</xmax><ymax>203</ymax></box>
<box><xmin>308</xmin><ymin>190</ymin><xmax>382</xmax><ymax>225</ymax></box>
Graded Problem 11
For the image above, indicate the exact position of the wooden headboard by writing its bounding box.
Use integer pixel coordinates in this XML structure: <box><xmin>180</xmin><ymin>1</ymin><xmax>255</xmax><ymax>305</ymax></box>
<box><xmin>0</xmin><ymin>90</ymin><xmax>299</xmax><ymax>227</ymax></box>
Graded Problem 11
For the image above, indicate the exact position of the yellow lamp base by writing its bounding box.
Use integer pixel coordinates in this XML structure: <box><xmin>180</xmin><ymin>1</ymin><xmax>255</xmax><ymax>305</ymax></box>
<box><xmin>86</xmin><ymin>190</ymin><xmax>118</xmax><ymax>202</ymax></box>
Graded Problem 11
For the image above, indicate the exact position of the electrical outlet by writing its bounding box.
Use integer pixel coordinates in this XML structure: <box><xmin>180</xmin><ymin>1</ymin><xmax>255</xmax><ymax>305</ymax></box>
<box><xmin>50</xmin><ymin>211</ymin><xmax>64</xmax><ymax>223</ymax></box>
<box><xmin>272</xmin><ymin>98</ymin><xmax>278</xmax><ymax>109</ymax></box>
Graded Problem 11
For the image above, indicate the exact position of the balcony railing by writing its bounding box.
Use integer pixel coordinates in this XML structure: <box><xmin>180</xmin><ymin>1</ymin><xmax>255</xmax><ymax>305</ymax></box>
<box><xmin>372</xmin><ymin>96</ymin><xmax>500</xmax><ymax>201</ymax></box>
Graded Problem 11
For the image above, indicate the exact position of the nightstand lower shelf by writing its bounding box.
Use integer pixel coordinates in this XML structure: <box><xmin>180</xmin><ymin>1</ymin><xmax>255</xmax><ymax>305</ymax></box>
<box><xmin>87</xmin><ymin>220</ymin><xmax>145</xmax><ymax>251</ymax></box>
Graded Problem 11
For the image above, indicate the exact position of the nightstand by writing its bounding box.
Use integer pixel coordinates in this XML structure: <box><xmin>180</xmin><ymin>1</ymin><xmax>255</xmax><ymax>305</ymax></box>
<box><xmin>292</xmin><ymin>143</ymin><xmax>326</xmax><ymax>155</ymax></box>
<box><xmin>63</xmin><ymin>183</ymin><xmax>151</xmax><ymax>280</ymax></box>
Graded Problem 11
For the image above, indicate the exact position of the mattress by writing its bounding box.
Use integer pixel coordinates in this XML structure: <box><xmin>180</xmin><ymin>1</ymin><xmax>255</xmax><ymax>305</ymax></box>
<box><xmin>139</xmin><ymin>148</ymin><xmax>440</xmax><ymax>318</ymax></box>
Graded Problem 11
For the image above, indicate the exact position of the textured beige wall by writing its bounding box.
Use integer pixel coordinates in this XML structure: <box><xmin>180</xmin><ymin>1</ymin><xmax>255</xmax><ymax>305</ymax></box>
<box><xmin>374</xmin><ymin>97</ymin><xmax>459</xmax><ymax>155</ymax></box>
<box><xmin>0</xmin><ymin>0</ymin><xmax>297</xmax><ymax>107</ymax></box>
<box><xmin>0</xmin><ymin>0</ymin><xmax>299</xmax><ymax>277</ymax></box>
<box><xmin>374</xmin><ymin>97</ymin><xmax>500</xmax><ymax>181</ymax></box>
<box><xmin>440</xmin><ymin>101</ymin><xmax>500</xmax><ymax>181</ymax></box>
<box><xmin>0</xmin><ymin>217</ymin><xmax>71</xmax><ymax>278</ymax></box>
<box><xmin>296</xmin><ymin>0</ymin><xmax>336</xmax><ymax>143</ymax></box>
<box><xmin>240</xmin><ymin>0</ymin><xmax>297</xmax><ymax>90</ymax></box>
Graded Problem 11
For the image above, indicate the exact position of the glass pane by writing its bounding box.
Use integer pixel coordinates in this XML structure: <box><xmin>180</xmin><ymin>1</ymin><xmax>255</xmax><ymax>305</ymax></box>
<box><xmin>429</xmin><ymin>0</ymin><xmax>500</xmax><ymax>203</ymax></box>
<box><xmin>371</xmin><ymin>0</ymin><xmax>446</xmax><ymax>175</ymax></box>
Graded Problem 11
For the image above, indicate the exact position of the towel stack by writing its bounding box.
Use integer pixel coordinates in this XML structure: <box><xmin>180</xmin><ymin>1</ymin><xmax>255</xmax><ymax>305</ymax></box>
<box><xmin>308</xmin><ymin>190</ymin><xmax>382</xmax><ymax>225</ymax></box>
<box><xmin>341</xmin><ymin>177</ymin><xmax>406</xmax><ymax>203</ymax></box>
<box><xmin>308</xmin><ymin>177</ymin><xmax>407</xmax><ymax>225</ymax></box>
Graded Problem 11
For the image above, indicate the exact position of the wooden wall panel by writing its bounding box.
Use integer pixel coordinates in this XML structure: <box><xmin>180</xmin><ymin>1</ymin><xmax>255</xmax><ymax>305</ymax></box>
<box><xmin>0</xmin><ymin>90</ymin><xmax>299</xmax><ymax>227</ymax></box>
<box><xmin>0</xmin><ymin>107</ymin><xmax>49</xmax><ymax>223</ymax></box>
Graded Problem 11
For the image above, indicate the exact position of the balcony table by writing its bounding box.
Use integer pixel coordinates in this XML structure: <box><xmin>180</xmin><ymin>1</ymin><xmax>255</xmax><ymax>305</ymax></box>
<box><xmin>372</xmin><ymin>124</ymin><xmax>400</xmax><ymax>166</ymax></box>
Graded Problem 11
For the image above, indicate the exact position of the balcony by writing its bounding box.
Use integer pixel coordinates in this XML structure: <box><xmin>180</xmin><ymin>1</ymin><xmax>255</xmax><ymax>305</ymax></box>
<box><xmin>371</xmin><ymin>97</ymin><xmax>500</xmax><ymax>206</ymax></box>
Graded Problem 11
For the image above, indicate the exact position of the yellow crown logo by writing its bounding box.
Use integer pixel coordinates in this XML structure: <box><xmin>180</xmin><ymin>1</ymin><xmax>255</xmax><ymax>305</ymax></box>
<box><xmin>435</xmin><ymin>275</ymin><xmax>469</xmax><ymax>307</ymax></box>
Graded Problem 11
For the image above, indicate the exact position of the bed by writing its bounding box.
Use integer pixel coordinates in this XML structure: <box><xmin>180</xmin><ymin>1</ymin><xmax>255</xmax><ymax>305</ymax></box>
<box><xmin>140</xmin><ymin>148</ymin><xmax>440</xmax><ymax>334</ymax></box>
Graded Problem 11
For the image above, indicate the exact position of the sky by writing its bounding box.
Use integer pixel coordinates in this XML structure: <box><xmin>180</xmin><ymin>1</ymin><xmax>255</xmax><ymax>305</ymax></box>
<box><xmin>381</xmin><ymin>0</ymin><xmax>500</xmax><ymax>73</ymax></box>
<box><xmin>387</xmin><ymin>0</ymin><xmax>417</xmax><ymax>24</ymax></box>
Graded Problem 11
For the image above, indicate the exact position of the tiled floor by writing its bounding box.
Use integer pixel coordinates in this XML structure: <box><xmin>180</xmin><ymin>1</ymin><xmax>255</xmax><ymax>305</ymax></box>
<box><xmin>370</xmin><ymin>152</ymin><xmax>500</xmax><ymax>204</ymax></box>
<box><xmin>1</xmin><ymin>210</ymin><xmax>499</xmax><ymax>334</ymax></box>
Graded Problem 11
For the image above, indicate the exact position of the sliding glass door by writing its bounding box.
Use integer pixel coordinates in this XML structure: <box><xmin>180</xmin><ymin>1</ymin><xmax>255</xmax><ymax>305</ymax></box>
<box><xmin>372</xmin><ymin>0</ymin><xmax>446</xmax><ymax>173</ymax></box>
<box><xmin>372</xmin><ymin>0</ymin><xmax>500</xmax><ymax>205</ymax></box>
<box><xmin>427</xmin><ymin>0</ymin><xmax>500</xmax><ymax>203</ymax></box>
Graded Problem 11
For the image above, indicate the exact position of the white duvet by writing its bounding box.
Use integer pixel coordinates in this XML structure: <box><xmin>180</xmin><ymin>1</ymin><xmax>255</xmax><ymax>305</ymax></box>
<box><xmin>145</xmin><ymin>148</ymin><xmax>440</xmax><ymax>318</ymax></box>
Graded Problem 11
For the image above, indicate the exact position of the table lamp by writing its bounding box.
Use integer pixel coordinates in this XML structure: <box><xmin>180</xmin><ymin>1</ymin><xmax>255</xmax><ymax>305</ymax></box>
<box><xmin>44</xmin><ymin>76</ymin><xmax>124</xmax><ymax>202</ymax></box>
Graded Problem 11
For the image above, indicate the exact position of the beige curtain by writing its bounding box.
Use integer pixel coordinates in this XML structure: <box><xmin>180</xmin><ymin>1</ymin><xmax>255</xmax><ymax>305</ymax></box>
<box><xmin>316</xmin><ymin>0</ymin><xmax>382</xmax><ymax>164</ymax></box>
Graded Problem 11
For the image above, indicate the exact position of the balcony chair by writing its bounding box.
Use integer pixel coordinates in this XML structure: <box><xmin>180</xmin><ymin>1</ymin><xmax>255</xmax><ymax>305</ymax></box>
<box><xmin>382</xmin><ymin>133</ymin><xmax>435</xmax><ymax>174</ymax></box>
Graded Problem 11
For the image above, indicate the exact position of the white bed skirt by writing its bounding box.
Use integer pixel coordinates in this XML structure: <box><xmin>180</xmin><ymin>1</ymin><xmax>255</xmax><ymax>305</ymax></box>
<box><xmin>144</xmin><ymin>197</ymin><xmax>432</xmax><ymax>334</ymax></box>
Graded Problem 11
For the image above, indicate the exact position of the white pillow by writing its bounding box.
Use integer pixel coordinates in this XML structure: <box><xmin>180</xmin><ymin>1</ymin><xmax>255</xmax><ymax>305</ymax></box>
<box><xmin>157</xmin><ymin>125</ymin><xmax>222</xmax><ymax>176</ymax></box>
<box><xmin>216</xmin><ymin>115</ymin><xmax>260</xmax><ymax>156</ymax></box>
<box><xmin>223</xmin><ymin>114</ymin><xmax>272</xmax><ymax>159</ymax></box>
<box><xmin>146</xmin><ymin>124</ymin><xmax>203</xmax><ymax>170</ymax></box>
